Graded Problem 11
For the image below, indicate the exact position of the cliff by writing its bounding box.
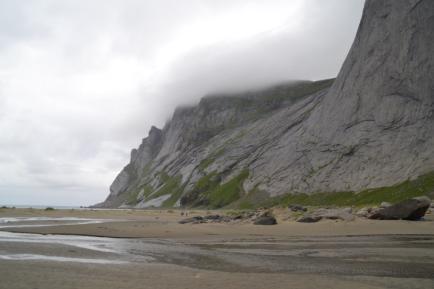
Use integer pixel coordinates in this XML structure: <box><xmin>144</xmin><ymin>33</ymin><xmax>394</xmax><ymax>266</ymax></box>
<box><xmin>99</xmin><ymin>0</ymin><xmax>434</xmax><ymax>208</ymax></box>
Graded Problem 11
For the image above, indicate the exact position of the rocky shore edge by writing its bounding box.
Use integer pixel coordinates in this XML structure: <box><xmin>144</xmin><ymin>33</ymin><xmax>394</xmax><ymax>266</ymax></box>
<box><xmin>178</xmin><ymin>196</ymin><xmax>433</xmax><ymax>225</ymax></box>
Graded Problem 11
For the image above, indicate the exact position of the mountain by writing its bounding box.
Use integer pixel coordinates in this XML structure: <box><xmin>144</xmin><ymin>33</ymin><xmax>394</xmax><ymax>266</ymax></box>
<box><xmin>98</xmin><ymin>0</ymin><xmax>434</xmax><ymax>209</ymax></box>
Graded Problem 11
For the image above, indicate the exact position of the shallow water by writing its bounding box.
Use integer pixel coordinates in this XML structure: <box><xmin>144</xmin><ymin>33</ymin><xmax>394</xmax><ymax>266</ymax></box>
<box><xmin>0</xmin><ymin>216</ymin><xmax>107</xmax><ymax>229</ymax></box>
<box><xmin>0</xmin><ymin>230</ymin><xmax>119</xmax><ymax>253</ymax></box>
<box><xmin>0</xmin><ymin>218</ymin><xmax>128</xmax><ymax>264</ymax></box>
<box><xmin>1</xmin><ymin>217</ymin><xmax>434</xmax><ymax>279</ymax></box>
<box><xmin>0</xmin><ymin>253</ymin><xmax>127</xmax><ymax>264</ymax></box>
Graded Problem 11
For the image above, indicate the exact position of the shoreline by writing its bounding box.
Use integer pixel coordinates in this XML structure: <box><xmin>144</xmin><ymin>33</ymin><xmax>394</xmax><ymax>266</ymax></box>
<box><xmin>1</xmin><ymin>208</ymin><xmax>434</xmax><ymax>289</ymax></box>
<box><xmin>1</xmin><ymin>207</ymin><xmax>433</xmax><ymax>239</ymax></box>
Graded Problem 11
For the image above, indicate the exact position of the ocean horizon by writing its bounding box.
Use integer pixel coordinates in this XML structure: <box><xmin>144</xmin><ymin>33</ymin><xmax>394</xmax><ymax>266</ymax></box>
<box><xmin>1</xmin><ymin>204</ymin><xmax>83</xmax><ymax>210</ymax></box>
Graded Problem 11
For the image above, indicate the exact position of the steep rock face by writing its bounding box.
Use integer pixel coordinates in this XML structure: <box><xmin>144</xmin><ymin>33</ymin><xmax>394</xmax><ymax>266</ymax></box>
<box><xmin>103</xmin><ymin>126</ymin><xmax>163</xmax><ymax>207</ymax></box>
<box><xmin>100</xmin><ymin>80</ymin><xmax>334</xmax><ymax>208</ymax></box>
<box><xmin>298</xmin><ymin>0</ymin><xmax>434</xmax><ymax>191</ymax></box>
<box><xmin>99</xmin><ymin>0</ymin><xmax>434</xmax><ymax>208</ymax></box>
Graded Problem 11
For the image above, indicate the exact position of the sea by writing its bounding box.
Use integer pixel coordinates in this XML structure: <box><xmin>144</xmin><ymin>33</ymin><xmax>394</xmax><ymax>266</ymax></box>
<box><xmin>1</xmin><ymin>204</ymin><xmax>83</xmax><ymax>210</ymax></box>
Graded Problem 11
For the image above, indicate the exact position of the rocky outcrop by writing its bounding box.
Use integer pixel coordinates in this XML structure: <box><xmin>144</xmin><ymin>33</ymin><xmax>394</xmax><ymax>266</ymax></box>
<box><xmin>369</xmin><ymin>196</ymin><xmax>431</xmax><ymax>220</ymax></box>
<box><xmin>253</xmin><ymin>211</ymin><xmax>278</xmax><ymax>225</ymax></box>
<box><xmin>99</xmin><ymin>0</ymin><xmax>434</xmax><ymax>209</ymax></box>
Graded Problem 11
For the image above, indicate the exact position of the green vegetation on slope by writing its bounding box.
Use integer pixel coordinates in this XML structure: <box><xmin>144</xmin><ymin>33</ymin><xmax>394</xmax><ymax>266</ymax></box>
<box><xmin>126</xmin><ymin>184</ymin><xmax>153</xmax><ymax>205</ymax></box>
<box><xmin>198</xmin><ymin>147</ymin><xmax>226</xmax><ymax>172</ymax></box>
<box><xmin>181</xmin><ymin>170</ymin><xmax>249</xmax><ymax>208</ymax></box>
<box><xmin>152</xmin><ymin>173</ymin><xmax>182</xmax><ymax>198</ymax></box>
<box><xmin>259</xmin><ymin>171</ymin><xmax>434</xmax><ymax>208</ymax></box>
<box><xmin>126</xmin><ymin>172</ymin><xmax>184</xmax><ymax>207</ymax></box>
<box><xmin>126</xmin><ymin>170</ymin><xmax>434</xmax><ymax>209</ymax></box>
<box><xmin>208</xmin><ymin>169</ymin><xmax>249</xmax><ymax>209</ymax></box>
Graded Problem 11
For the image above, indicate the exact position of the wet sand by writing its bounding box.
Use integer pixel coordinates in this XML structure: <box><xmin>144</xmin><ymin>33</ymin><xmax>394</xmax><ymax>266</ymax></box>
<box><xmin>0</xmin><ymin>208</ymin><xmax>433</xmax><ymax>289</ymax></box>
<box><xmin>2</xmin><ymin>208</ymin><xmax>434</xmax><ymax>239</ymax></box>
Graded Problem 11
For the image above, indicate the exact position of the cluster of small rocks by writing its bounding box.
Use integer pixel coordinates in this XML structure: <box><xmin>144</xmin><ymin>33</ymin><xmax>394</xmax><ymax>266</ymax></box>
<box><xmin>178</xmin><ymin>214</ymin><xmax>232</xmax><ymax>224</ymax></box>
<box><xmin>297</xmin><ymin>207</ymin><xmax>355</xmax><ymax>223</ymax></box>
<box><xmin>288</xmin><ymin>204</ymin><xmax>307</xmax><ymax>212</ymax></box>
<box><xmin>178</xmin><ymin>196</ymin><xmax>432</xmax><ymax>225</ymax></box>
<box><xmin>295</xmin><ymin>196</ymin><xmax>432</xmax><ymax>223</ymax></box>
<box><xmin>295</xmin><ymin>207</ymin><xmax>355</xmax><ymax>223</ymax></box>
<box><xmin>178</xmin><ymin>210</ymin><xmax>278</xmax><ymax>225</ymax></box>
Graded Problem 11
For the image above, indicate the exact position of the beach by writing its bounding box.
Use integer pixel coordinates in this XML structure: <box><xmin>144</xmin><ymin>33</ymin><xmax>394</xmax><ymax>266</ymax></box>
<box><xmin>0</xmin><ymin>208</ymin><xmax>433</xmax><ymax>289</ymax></box>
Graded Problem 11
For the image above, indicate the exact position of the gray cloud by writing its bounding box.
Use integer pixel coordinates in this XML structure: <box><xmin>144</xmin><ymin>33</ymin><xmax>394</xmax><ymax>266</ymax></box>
<box><xmin>0</xmin><ymin>0</ymin><xmax>364</xmax><ymax>206</ymax></box>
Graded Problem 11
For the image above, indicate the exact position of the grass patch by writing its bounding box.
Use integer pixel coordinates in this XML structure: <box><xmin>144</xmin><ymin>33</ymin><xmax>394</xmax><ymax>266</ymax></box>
<box><xmin>126</xmin><ymin>184</ymin><xmax>153</xmax><ymax>205</ymax></box>
<box><xmin>196</xmin><ymin>172</ymin><xmax>220</xmax><ymax>191</ymax></box>
<box><xmin>180</xmin><ymin>172</ymin><xmax>220</xmax><ymax>207</ymax></box>
<box><xmin>126</xmin><ymin>172</ymin><xmax>184</xmax><ymax>207</ymax></box>
<box><xmin>198</xmin><ymin>157</ymin><xmax>216</xmax><ymax>171</ymax></box>
<box><xmin>161</xmin><ymin>182</ymin><xmax>186</xmax><ymax>208</ymax></box>
<box><xmin>237</xmin><ymin>201</ymin><xmax>255</xmax><ymax>210</ymax></box>
<box><xmin>208</xmin><ymin>170</ymin><xmax>249</xmax><ymax>209</ymax></box>
<box><xmin>198</xmin><ymin>148</ymin><xmax>226</xmax><ymax>171</ymax></box>
<box><xmin>233</xmin><ymin>184</ymin><xmax>270</xmax><ymax>209</ymax></box>
<box><xmin>261</xmin><ymin>171</ymin><xmax>434</xmax><ymax>208</ymax></box>
<box><xmin>181</xmin><ymin>169</ymin><xmax>249</xmax><ymax>208</ymax></box>
<box><xmin>151</xmin><ymin>173</ymin><xmax>182</xmax><ymax>199</ymax></box>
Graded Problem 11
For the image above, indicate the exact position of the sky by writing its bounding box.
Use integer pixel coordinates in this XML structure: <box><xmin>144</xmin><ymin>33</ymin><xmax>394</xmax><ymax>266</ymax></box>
<box><xmin>0</xmin><ymin>0</ymin><xmax>365</xmax><ymax>206</ymax></box>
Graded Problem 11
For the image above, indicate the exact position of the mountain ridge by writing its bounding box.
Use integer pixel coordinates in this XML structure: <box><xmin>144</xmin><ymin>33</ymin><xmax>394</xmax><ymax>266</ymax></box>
<box><xmin>98</xmin><ymin>0</ymin><xmax>434</xmax><ymax>209</ymax></box>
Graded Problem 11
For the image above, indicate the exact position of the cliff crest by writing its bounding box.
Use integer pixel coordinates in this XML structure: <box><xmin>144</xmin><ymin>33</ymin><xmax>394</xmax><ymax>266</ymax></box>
<box><xmin>99</xmin><ymin>0</ymin><xmax>434</xmax><ymax>209</ymax></box>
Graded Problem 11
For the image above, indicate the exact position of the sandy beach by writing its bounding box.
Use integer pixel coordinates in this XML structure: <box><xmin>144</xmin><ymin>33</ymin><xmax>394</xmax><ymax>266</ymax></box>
<box><xmin>1</xmin><ymin>208</ymin><xmax>434</xmax><ymax>289</ymax></box>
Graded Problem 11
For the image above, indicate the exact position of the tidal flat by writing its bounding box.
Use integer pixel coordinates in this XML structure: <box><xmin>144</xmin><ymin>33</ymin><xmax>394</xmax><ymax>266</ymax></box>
<box><xmin>0</xmin><ymin>208</ymin><xmax>433</xmax><ymax>289</ymax></box>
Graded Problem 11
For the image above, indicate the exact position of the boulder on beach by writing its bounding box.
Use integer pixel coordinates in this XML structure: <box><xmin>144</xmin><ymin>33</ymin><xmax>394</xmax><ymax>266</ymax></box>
<box><xmin>178</xmin><ymin>216</ymin><xmax>204</xmax><ymax>224</ymax></box>
<box><xmin>253</xmin><ymin>211</ymin><xmax>277</xmax><ymax>225</ymax></box>
<box><xmin>369</xmin><ymin>196</ymin><xmax>431</xmax><ymax>220</ymax></box>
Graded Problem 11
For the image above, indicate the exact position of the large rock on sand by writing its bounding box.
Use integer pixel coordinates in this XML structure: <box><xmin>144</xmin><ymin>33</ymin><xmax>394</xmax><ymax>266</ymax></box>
<box><xmin>178</xmin><ymin>216</ymin><xmax>204</xmax><ymax>224</ymax></box>
<box><xmin>369</xmin><ymin>196</ymin><xmax>431</xmax><ymax>220</ymax></box>
<box><xmin>253</xmin><ymin>212</ymin><xmax>277</xmax><ymax>225</ymax></box>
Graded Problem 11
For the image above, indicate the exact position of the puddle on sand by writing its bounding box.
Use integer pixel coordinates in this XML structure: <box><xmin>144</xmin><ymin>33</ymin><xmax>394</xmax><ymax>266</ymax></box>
<box><xmin>0</xmin><ymin>230</ymin><xmax>119</xmax><ymax>253</ymax></box>
<box><xmin>0</xmin><ymin>217</ymin><xmax>108</xmax><ymax>229</ymax></box>
<box><xmin>0</xmin><ymin>217</ymin><xmax>133</xmax><ymax>265</ymax></box>
<box><xmin>0</xmin><ymin>254</ymin><xmax>128</xmax><ymax>264</ymax></box>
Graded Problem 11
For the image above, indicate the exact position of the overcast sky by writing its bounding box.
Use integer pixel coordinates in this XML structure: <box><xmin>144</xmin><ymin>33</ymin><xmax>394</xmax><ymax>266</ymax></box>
<box><xmin>0</xmin><ymin>0</ymin><xmax>365</xmax><ymax>206</ymax></box>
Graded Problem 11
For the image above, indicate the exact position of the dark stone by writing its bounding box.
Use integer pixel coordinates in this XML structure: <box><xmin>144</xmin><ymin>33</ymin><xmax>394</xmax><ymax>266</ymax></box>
<box><xmin>178</xmin><ymin>216</ymin><xmax>204</xmax><ymax>224</ymax></box>
<box><xmin>296</xmin><ymin>215</ymin><xmax>322</xmax><ymax>223</ymax></box>
<box><xmin>203</xmin><ymin>214</ymin><xmax>222</xmax><ymax>220</ymax></box>
<box><xmin>288</xmin><ymin>204</ymin><xmax>307</xmax><ymax>212</ymax></box>
<box><xmin>369</xmin><ymin>196</ymin><xmax>431</xmax><ymax>220</ymax></box>
<box><xmin>254</xmin><ymin>216</ymin><xmax>277</xmax><ymax>225</ymax></box>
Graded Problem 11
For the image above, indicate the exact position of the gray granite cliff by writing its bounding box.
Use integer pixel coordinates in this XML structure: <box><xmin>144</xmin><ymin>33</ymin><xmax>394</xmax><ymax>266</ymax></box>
<box><xmin>99</xmin><ymin>0</ymin><xmax>434</xmax><ymax>208</ymax></box>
